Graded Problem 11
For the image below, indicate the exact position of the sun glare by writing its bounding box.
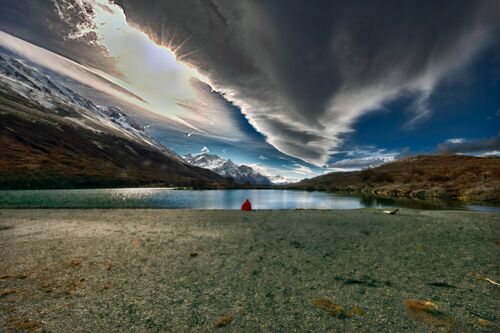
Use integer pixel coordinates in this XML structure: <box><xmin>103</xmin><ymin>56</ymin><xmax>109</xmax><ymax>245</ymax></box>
<box><xmin>84</xmin><ymin>0</ymin><xmax>204</xmax><ymax>118</ymax></box>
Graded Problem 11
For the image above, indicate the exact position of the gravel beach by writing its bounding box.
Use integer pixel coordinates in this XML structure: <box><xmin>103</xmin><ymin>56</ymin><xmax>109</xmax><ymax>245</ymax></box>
<box><xmin>0</xmin><ymin>209</ymin><xmax>499</xmax><ymax>332</ymax></box>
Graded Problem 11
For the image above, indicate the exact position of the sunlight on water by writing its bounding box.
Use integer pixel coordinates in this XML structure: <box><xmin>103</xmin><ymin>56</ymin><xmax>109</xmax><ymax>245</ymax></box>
<box><xmin>0</xmin><ymin>188</ymin><xmax>494</xmax><ymax>211</ymax></box>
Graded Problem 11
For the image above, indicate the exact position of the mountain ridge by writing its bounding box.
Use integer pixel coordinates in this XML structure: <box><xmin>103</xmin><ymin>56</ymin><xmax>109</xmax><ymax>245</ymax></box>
<box><xmin>0</xmin><ymin>52</ymin><xmax>226</xmax><ymax>189</ymax></box>
<box><xmin>184</xmin><ymin>150</ymin><xmax>272</xmax><ymax>185</ymax></box>
<box><xmin>291</xmin><ymin>154</ymin><xmax>500</xmax><ymax>203</ymax></box>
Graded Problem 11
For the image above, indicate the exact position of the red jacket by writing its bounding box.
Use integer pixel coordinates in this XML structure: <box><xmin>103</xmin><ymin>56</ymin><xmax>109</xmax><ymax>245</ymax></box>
<box><xmin>241</xmin><ymin>199</ymin><xmax>252</xmax><ymax>211</ymax></box>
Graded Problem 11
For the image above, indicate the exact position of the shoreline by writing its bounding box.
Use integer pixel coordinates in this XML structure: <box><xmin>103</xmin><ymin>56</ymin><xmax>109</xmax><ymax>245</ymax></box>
<box><xmin>1</xmin><ymin>209</ymin><xmax>499</xmax><ymax>331</ymax></box>
<box><xmin>2</xmin><ymin>186</ymin><xmax>500</xmax><ymax>207</ymax></box>
<box><xmin>1</xmin><ymin>188</ymin><xmax>500</xmax><ymax>212</ymax></box>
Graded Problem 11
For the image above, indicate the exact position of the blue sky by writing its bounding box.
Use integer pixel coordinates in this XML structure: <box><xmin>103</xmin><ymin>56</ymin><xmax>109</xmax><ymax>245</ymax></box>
<box><xmin>0</xmin><ymin>0</ymin><xmax>498</xmax><ymax>180</ymax></box>
<box><xmin>348</xmin><ymin>47</ymin><xmax>499</xmax><ymax>154</ymax></box>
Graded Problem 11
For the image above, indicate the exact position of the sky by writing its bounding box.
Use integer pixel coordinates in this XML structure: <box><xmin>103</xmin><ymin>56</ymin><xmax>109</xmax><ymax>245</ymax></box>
<box><xmin>0</xmin><ymin>0</ymin><xmax>499</xmax><ymax>181</ymax></box>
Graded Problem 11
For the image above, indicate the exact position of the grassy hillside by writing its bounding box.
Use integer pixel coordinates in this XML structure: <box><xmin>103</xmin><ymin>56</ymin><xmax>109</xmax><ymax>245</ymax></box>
<box><xmin>291</xmin><ymin>154</ymin><xmax>500</xmax><ymax>203</ymax></box>
<box><xmin>0</xmin><ymin>95</ymin><xmax>226</xmax><ymax>189</ymax></box>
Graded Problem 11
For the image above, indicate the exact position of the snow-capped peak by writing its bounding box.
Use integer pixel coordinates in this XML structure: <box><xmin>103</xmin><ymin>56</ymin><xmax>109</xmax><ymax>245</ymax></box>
<box><xmin>0</xmin><ymin>52</ymin><xmax>181</xmax><ymax>159</ymax></box>
<box><xmin>184</xmin><ymin>150</ymin><xmax>272</xmax><ymax>185</ymax></box>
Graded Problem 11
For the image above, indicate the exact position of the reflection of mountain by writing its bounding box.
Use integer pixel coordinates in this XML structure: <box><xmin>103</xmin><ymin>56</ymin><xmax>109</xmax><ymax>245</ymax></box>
<box><xmin>0</xmin><ymin>53</ymin><xmax>225</xmax><ymax>189</ymax></box>
<box><xmin>184</xmin><ymin>151</ymin><xmax>272</xmax><ymax>185</ymax></box>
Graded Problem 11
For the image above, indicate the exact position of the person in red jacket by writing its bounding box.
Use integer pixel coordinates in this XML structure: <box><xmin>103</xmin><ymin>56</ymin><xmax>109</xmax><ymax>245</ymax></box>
<box><xmin>241</xmin><ymin>198</ymin><xmax>252</xmax><ymax>211</ymax></box>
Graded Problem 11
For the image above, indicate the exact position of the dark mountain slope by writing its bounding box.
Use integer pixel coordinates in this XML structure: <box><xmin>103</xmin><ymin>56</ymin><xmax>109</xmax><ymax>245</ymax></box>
<box><xmin>0</xmin><ymin>95</ymin><xmax>225</xmax><ymax>189</ymax></box>
<box><xmin>0</xmin><ymin>54</ymin><xmax>225</xmax><ymax>189</ymax></box>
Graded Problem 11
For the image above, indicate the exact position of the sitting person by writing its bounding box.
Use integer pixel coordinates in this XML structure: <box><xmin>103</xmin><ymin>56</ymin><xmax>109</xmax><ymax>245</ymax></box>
<box><xmin>241</xmin><ymin>198</ymin><xmax>252</xmax><ymax>211</ymax></box>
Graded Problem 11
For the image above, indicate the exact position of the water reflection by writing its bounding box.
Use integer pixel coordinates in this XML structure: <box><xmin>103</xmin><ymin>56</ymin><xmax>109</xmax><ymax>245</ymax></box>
<box><xmin>0</xmin><ymin>188</ymin><xmax>496</xmax><ymax>211</ymax></box>
<box><xmin>358</xmin><ymin>195</ymin><xmax>465</xmax><ymax>210</ymax></box>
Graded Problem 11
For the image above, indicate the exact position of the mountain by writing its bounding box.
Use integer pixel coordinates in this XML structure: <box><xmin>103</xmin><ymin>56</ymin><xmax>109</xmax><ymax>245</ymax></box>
<box><xmin>184</xmin><ymin>150</ymin><xmax>272</xmax><ymax>185</ymax></box>
<box><xmin>291</xmin><ymin>154</ymin><xmax>500</xmax><ymax>203</ymax></box>
<box><xmin>0</xmin><ymin>53</ymin><xmax>226</xmax><ymax>189</ymax></box>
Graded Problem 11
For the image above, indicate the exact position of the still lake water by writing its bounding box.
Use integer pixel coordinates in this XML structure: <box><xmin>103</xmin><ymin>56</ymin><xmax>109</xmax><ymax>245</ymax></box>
<box><xmin>0</xmin><ymin>188</ymin><xmax>498</xmax><ymax>211</ymax></box>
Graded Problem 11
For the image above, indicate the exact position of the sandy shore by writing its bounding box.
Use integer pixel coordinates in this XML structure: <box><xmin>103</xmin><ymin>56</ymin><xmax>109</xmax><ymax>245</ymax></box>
<box><xmin>0</xmin><ymin>209</ymin><xmax>498</xmax><ymax>332</ymax></box>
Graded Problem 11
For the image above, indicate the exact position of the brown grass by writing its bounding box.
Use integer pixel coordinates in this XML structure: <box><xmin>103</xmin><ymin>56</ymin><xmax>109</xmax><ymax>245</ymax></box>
<box><xmin>213</xmin><ymin>314</ymin><xmax>234</xmax><ymax>327</ymax></box>
<box><xmin>293</xmin><ymin>154</ymin><xmax>500</xmax><ymax>203</ymax></box>
<box><xmin>404</xmin><ymin>300</ymin><xmax>456</xmax><ymax>328</ymax></box>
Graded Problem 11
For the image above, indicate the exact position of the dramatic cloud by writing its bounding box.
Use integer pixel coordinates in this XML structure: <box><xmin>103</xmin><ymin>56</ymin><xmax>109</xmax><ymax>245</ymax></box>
<box><xmin>0</xmin><ymin>0</ymin><xmax>118</xmax><ymax>75</ymax></box>
<box><xmin>437</xmin><ymin>134</ymin><xmax>500</xmax><ymax>155</ymax></box>
<box><xmin>2</xmin><ymin>1</ymin><xmax>252</xmax><ymax>143</ymax></box>
<box><xmin>112</xmin><ymin>0</ymin><xmax>499</xmax><ymax>165</ymax></box>
<box><xmin>2</xmin><ymin>0</ymin><xmax>497</xmax><ymax>168</ymax></box>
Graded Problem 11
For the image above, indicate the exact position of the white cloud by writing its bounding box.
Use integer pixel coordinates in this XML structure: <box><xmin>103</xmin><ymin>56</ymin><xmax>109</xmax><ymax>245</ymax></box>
<box><xmin>446</xmin><ymin>138</ymin><xmax>466</xmax><ymax>144</ymax></box>
<box><xmin>292</xmin><ymin>164</ymin><xmax>313</xmax><ymax>175</ymax></box>
<box><xmin>437</xmin><ymin>134</ymin><xmax>500</xmax><ymax>155</ymax></box>
<box><xmin>248</xmin><ymin>163</ymin><xmax>316</xmax><ymax>184</ymax></box>
<box><xmin>476</xmin><ymin>151</ymin><xmax>500</xmax><ymax>157</ymax></box>
<box><xmin>200</xmin><ymin>146</ymin><xmax>210</xmax><ymax>154</ymax></box>
<box><xmin>327</xmin><ymin>148</ymin><xmax>399</xmax><ymax>171</ymax></box>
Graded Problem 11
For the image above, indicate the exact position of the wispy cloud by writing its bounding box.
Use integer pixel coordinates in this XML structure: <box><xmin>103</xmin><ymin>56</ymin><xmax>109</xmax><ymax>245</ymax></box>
<box><xmin>445</xmin><ymin>138</ymin><xmax>466</xmax><ymax>144</ymax></box>
<box><xmin>327</xmin><ymin>147</ymin><xmax>398</xmax><ymax>171</ymax></box>
<box><xmin>292</xmin><ymin>164</ymin><xmax>313</xmax><ymax>175</ymax></box>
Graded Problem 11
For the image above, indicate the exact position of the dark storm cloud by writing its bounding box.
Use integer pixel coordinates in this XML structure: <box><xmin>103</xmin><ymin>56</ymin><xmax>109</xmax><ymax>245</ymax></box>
<box><xmin>0</xmin><ymin>0</ymin><xmax>119</xmax><ymax>75</ymax></box>
<box><xmin>9</xmin><ymin>0</ymin><xmax>496</xmax><ymax>164</ymax></box>
<box><xmin>113</xmin><ymin>0</ymin><xmax>499</xmax><ymax>165</ymax></box>
<box><xmin>437</xmin><ymin>134</ymin><xmax>500</xmax><ymax>154</ymax></box>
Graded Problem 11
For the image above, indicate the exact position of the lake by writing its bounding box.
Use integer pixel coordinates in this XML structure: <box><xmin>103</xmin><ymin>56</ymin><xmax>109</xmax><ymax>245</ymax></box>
<box><xmin>0</xmin><ymin>188</ymin><xmax>498</xmax><ymax>211</ymax></box>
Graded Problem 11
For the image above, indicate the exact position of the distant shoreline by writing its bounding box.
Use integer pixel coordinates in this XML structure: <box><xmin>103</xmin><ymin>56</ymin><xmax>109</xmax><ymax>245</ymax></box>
<box><xmin>291</xmin><ymin>154</ymin><xmax>500</xmax><ymax>204</ymax></box>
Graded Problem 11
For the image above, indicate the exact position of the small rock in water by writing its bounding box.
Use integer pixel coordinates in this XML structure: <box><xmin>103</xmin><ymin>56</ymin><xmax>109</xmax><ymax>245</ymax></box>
<box><xmin>189</xmin><ymin>252</ymin><xmax>198</xmax><ymax>257</ymax></box>
<box><xmin>383</xmin><ymin>208</ymin><xmax>399</xmax><ymax>215</ymax></box>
